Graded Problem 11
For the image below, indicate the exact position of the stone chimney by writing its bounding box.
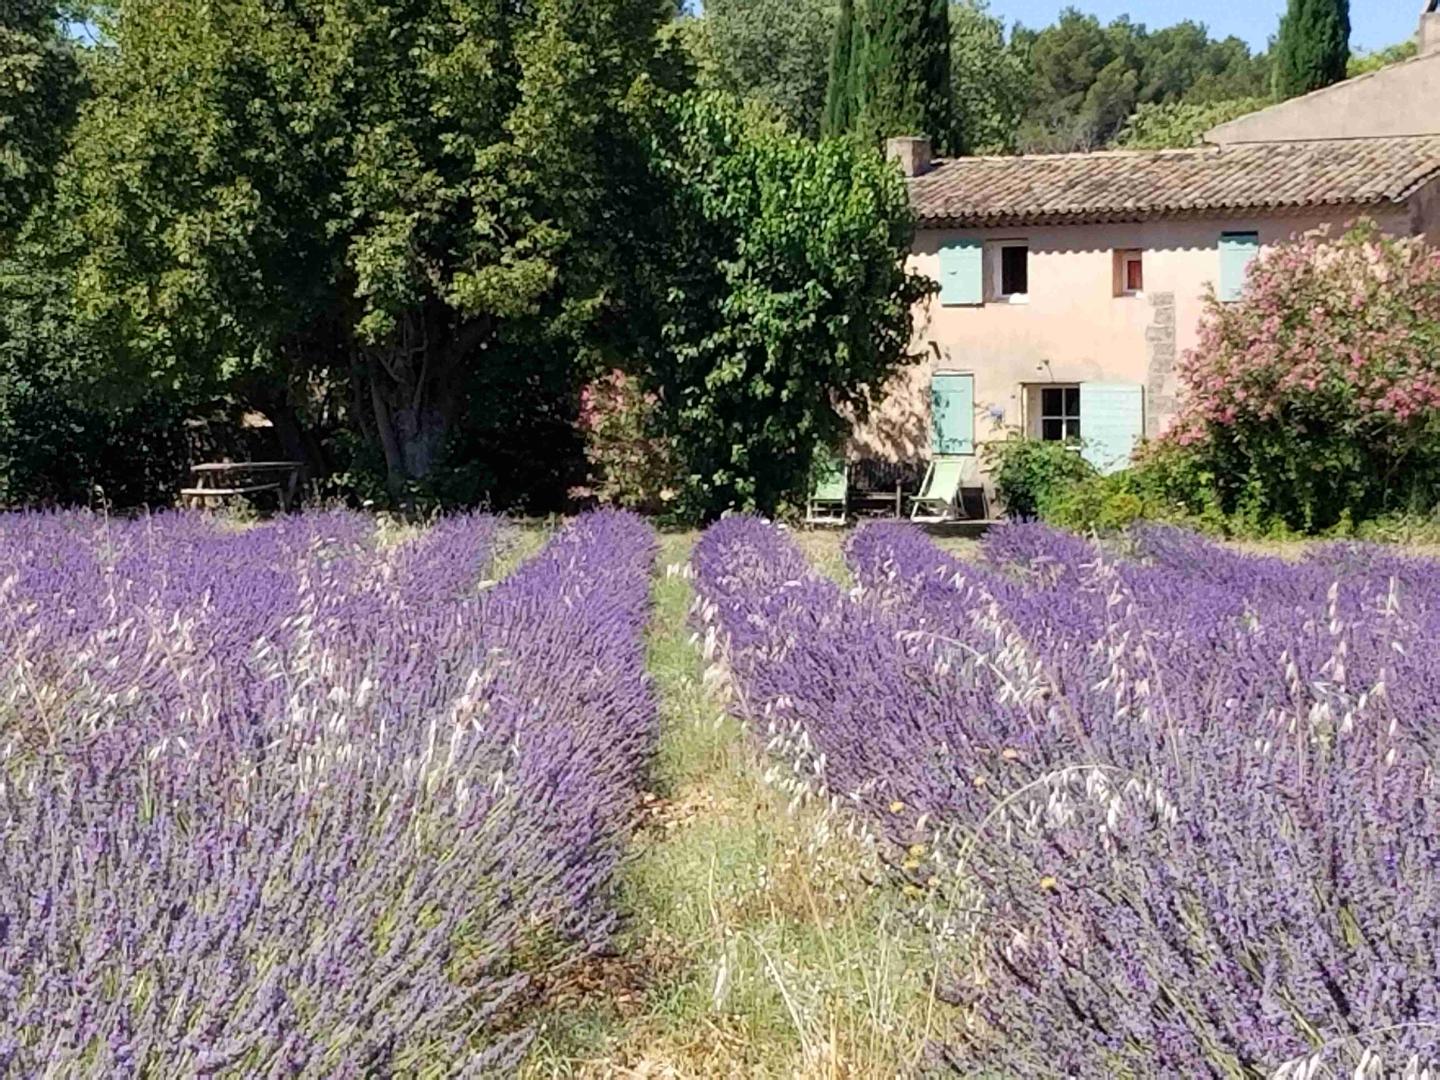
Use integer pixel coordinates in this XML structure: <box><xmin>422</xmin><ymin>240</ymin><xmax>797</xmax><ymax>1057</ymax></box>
<box><xmin>1423</xmin><ymin>0</ymin><xmax>1440</xmax><ymax>56</ymax></box>
<box><xmin>886</xmin><ymin>136</ymin><xmax>932</xmax><ymax>178</ymax></box>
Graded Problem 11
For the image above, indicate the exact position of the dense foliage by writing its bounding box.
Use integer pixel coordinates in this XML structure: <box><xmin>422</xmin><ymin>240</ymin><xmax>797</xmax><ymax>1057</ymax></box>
<box><xmin>1034</xmin><ymin>439</ymin><xmax>1225</xmax><ymax>534</ymax></box>
<box><xmin>693</xmin><ymin>515</ymin><xmax>1440</xmax><ymax>1074</ymax></box>
<box><xmin>720</xmin><ymin>2</ymin><xmax>1292</xmax><ymax>153</ymax></box>
<box><xmin>948</xmin><ymin>0</ymin><xmax>1028</xmax><ymax>154</ymax></box>
<box><xmin>1015</xmin><ymin>10</ymin><xmax>1271</xmax><ymax>151</ymax></box>
<box><xmin>820</xmin><ymin>3</ymin><xmax>1277</xmax><ymax>153</ymax></box>
<box><xmin>56</xmin><ymin>0</ymin><xmax>673</xmax><ymax>499</ymax></box>
<box><xmin>631</xmin><ymin>94</ymin><xmax>932</xmax><ymax>520</ymax></box>
<box><xmin>1172</xmin><ymin>222</ymin><xmax>1440</xmax><ymax>531</ymax></box>
<box><xmin>689</xmin><ymin>0</ymin><xmax>834</xmax><ymax>137</ymax></box>
<box><xmin>1348</xmin><ymin>39</ymin><xmax>1417</xmax><ymax>77</ymax></box>
<box><xmin>1114</xmin><ymin>96</ymin><xmax>1271</xmax><ymax>149</ymax></box>
<box><xmin>0</xmin><ymin>1</ymin><xmax>83</xmax><ymax>237</ymax></box>
<box><xmin>0</xmin><ymin>509</ymin><xmax>657</xmax><ymax>1071</ymax></box>
<box><xmin>1273</xmin><ymin>0</ymin><xmax>1351</xmax><ymax>99</ymax></box>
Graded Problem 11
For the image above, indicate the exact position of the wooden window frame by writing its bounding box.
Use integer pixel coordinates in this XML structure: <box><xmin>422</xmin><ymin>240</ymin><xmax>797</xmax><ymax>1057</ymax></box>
<box><xmin>1115</xmin><ymin>249</ymin><xmax>1144</xmax><ymax>297</ymax></box>
<box><xmin>989</xmin><ymin>240</ymin><xmax>1030</xmax><ymax>304</ymax></box>
<box><xmin>1027</xmin><ymin>384</ymin><xmax>1082</xmax><ymax>442</ymax></box>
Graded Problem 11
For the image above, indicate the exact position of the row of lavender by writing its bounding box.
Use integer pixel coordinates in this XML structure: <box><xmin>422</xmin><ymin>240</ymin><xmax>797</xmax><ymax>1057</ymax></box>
<box><xmin>693</xmin><ymin>517</ymin><xmax>1440</xmax><ymax>1075</ymax></box>
<box><xmin>0</xmin><ymin>509</ymin><xmax>657</xmax><ymax>1075</ymax></box>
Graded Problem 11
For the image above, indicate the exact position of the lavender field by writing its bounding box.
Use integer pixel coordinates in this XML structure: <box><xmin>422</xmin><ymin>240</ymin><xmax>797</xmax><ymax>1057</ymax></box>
<box><xmin>694</xmin><ymin>518</ymin><xmax>1440</xmax><ymax>1075</ymax></box>
<box><xmin>0</xmin><ymin>510</ymin><xmax>656</xmax><ymax>1074</ymax></box>
<box><xmin>5</xmin><ymin>507</ymin><xmax>1438</xmax><ymax>1075</ymax></box>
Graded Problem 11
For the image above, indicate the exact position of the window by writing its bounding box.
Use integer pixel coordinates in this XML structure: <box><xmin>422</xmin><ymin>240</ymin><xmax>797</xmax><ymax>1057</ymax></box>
<box><xmin>1116</xmin><ymin>249</ymin><xmax>1143</xmax><ymax>296</ymax></box>
<box><xmin>1035</xmin><ymin>385</ymin><xmax>1081</xmax><ymax>442</ymax></box>
<box><xmin>1026</xmin><ymin>382</ymin><xmax>1146</xmax><ymax>470</ymax></box>
<box><xmin>990</xmin><ymin>241</ymin><xmax>1029</xmax><ymax>302</ymax></box>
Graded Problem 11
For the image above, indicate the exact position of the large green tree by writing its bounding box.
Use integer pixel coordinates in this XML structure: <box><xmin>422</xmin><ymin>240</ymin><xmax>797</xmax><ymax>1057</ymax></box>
<box><xmin>860</xmin><ymin>0</ymin><xmax>952</xmax><ymax>148</ymax></box>
<box><xmin>949</xmin><ymin>0</ymin><xmax>1027</xmax><ymax>154</ymax></box>
<box><xmin>1272</xmin><ymin>0</ymin><xmax>1349</xmax><ymax>99</ymax></box>
<box><xmin>1017</xmin><ymin>10</ymin><xmax>1270</xmax><ymax>151</ymax></box>
<box><xmin>0</xmin><ymin>3</ymin><xmax>84</xmax><ymax>238</ymax></box>
<box><xmin>693</xmin><ymin>0</ymin><xmax>834</xmax><ymax>137</ymax></box>
<box><xmin>58</xmin><ymin>0</ymin><xmax>671</xmax><ymax>496</ymax></box>
<box><xmin>1019</xmin><ymin>9</ymin><xmax>1138</xmax><ymax>150</ymax></box>
<box><xmin>824</xmin><ymin>0</ymin><xmax>952</xmax><ymax>150</ymax></box>
<box><xmin>626</xmin><ymin>94</ymin><xmax>932</xmax><ymax>519</ymax></box>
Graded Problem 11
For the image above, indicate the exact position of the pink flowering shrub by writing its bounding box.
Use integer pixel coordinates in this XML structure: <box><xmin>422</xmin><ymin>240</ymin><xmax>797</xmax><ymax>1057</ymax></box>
<box><xmin>574</xmin><ymin>369</ymin><xmax>679</xmax><ymax>514</ymax></box>
<box><xmin>1173</xmin><ymin>221</ymin><xmax>1440</xmax><ymax>530</ymax></box>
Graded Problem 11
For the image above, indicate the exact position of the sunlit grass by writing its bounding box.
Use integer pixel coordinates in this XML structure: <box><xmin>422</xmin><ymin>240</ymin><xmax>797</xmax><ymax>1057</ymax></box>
<box><xmin>523</xmin><ymin>532</ymin><xmax>943</xmax><ymax>1077</ymax></box>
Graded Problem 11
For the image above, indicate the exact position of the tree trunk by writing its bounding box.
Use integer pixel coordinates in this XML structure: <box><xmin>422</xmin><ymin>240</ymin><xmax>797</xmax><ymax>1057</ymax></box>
<box><xmin>360</xmin><ymin>310</ymin><xmax>490</xmax><ymax>502</ymax></box>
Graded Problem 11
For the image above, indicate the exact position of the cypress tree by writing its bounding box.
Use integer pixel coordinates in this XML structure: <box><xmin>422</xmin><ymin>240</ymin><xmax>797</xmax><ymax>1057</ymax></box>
<box><xmin>846</xmin><ymin>0</ymin><xmax>868</xmax><ymax>134</ymax></box>
<box><xmin>823</xmin><ymin>0</ymin><xmax>856</xmax><ymax>137</ymax></box>
<box><xmin>822</xmin><ymin>0</ymin><xmax>953</xmax><ymax>152</ymax></box>
<box><xmin>1272</xmin><ymin>0</ymin><xmax>1350</xmax><ymax>100</ymax></box>
<box><xmin>856</xmin><ymin>0</ymin><xmax>952</xmax><ymax>150</ymax></box>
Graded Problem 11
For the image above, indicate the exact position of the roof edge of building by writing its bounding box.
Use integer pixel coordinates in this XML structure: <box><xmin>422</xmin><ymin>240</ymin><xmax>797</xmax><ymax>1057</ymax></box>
<box><xmin>912</xmin><ymin>200</ymin><xmax>1397</xmax><ymax>231</ymax></box>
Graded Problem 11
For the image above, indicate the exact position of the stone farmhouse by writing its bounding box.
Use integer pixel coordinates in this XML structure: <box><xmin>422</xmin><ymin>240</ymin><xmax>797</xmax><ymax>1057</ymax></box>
<box><xmin>858</xmin><ymin>4</ymin><xmax>1440</xmax><ymax>498</ymax></box>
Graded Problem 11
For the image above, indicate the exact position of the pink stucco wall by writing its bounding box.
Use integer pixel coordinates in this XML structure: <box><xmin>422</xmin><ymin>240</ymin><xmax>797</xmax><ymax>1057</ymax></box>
<box><xmin>856</xmin><ymin>206</ymin><xmax>1413</xmax><ymax>475</ymax></box>
<box><xmin>1206</xmin><ymin>49</ymin><xmax>1440</xmax><ymax>145</ymax></box>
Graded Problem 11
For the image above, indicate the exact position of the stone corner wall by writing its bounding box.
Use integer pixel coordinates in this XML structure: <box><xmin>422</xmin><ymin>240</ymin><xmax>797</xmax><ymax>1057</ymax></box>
<box><xmin>1144</xmin><ymin>291</ymin><xmax>1177</xmax><ymax>437</ymax></box>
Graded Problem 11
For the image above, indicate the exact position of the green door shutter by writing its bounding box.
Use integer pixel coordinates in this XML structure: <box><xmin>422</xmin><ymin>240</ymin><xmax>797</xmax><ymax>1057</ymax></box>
<box><xmin>1218</xmin><ymin>232</ymin><xmax>1259</xmax><ymax>302</ymax></box>
<box><xmin>930</xmin><ymin>373</ymin><xmax>975</xmax><ymax>455</ymax></box>
<box><xmin>938</xmin><ymin>240</ymin><xmax>983</xmax><ymax>305</ymax></box>
<box><xmin>1080</xmin><ymin>383</ymin><xmax>1143</xmax><ymax>474</ymax></box>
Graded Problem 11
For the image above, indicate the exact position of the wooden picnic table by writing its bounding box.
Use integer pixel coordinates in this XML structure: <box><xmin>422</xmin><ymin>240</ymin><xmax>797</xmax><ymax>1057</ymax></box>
<box><xmin>181</xmin><ymin>461</ymin><xmax>304</xmax><ymax>512</ymax></box>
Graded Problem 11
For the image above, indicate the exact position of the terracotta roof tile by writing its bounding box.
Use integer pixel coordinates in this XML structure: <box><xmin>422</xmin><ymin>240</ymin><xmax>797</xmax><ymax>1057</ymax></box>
<box><xmin>908</xmin><ymin>137</ymin><xmax>1440</xmax><ymax>227</ymax></box>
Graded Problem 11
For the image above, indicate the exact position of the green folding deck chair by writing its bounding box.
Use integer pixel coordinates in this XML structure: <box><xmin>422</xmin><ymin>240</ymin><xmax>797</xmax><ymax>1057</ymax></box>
<box><xmin>909</xmin><ymin>457</ymin><xmax>968</xmax><ymax>524</ymax></box>
<box><xmin>805</xmin><ymin>456</ymin><xmax>849</xmax><ymax>526</ymax></box>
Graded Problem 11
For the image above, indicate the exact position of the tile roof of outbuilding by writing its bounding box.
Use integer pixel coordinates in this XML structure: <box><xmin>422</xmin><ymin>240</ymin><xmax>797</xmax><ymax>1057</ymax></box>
<box><xmin>907</xmin><ymin>136</ymin><xmax>1440</xmax><ymax>227</ymax></box>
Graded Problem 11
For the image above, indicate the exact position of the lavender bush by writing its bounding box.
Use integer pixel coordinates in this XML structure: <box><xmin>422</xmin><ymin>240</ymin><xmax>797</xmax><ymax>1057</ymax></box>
<box><xmin>693</xmin><ymin>516</ymin><xmax>1440</xmax><ymax>1075</ymax></box>
<box><xmin>0</xmin><ymin>509</ymin><xmax>657</xmax><ymax>1075</ymax></box>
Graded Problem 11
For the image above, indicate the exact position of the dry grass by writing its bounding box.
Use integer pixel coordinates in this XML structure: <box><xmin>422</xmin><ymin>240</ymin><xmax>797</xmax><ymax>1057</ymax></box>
<box><xmin>522</xmin><ymin>532</ymin><xmax>945</xmax><ymax>1079</ymax></box>
<box><xmin>490</xmin><ymin>518</ymin><xmax>557</xmax><ymax>579</ymax></box>
<box><xmin>788</xmin><ymin>524</ymin><xmax>980</xmax><ymax>585</ymax></box>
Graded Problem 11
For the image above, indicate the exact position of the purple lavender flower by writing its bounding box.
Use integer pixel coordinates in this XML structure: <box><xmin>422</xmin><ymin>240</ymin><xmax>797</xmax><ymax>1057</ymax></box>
<box><xmin>694</xmin><ymin>516</ymin><xmax>1440</xmax><ymax>1075</ymax></box>
<box><xmin>0</xmin><ymin>509</ymin><xmax>657</xmax><ymax>1073</ymax></box>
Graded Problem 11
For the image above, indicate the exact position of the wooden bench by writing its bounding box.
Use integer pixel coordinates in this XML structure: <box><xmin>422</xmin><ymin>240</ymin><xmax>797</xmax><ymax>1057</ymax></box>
<box><xmin>849</xmin><ymin>459</ymin><xmax>926</xmax><ymax>519</ymax></box>
<box><xmin>181</xmin><ymin>461</ymin><xmax>304</xmax><ymax>512</ymax></box>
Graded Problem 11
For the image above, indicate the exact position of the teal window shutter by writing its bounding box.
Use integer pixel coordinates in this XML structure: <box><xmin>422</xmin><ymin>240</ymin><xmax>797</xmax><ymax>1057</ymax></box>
<box><xmin>1079</xmin><ymin>383</ymin><xmax>1143</xmax><ymax>474</ymax></box>
<box><xmin>930</xmin><ymin>373</ymin><xmax>975</xmax><ymax>455</ymax></box>
<box><xmin>938</xmin><ymin>240</ymin><xmax>983</xmax><ymax>305</ymax></box>
<box><xmin>1218</xmin><ymin>232</ymin><xmax>1259</xmax><ymax>302</ymax></box>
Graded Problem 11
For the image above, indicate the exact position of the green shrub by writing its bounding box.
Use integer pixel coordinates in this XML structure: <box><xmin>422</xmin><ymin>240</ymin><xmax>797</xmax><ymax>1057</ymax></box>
<box><xmin>1040</xmin><ymin>473</ymin><xmax>1145</xmax><ymax>533</ymax></box>
<box><xmin>983</xmin><ymin>437</ymin><xmax>1096</xmax><ymax>519</ymax></box>
<box><xmin>1007</xmin><ymin>438</ymin><xmax>1229</xmax><ymax>535</ymax></box>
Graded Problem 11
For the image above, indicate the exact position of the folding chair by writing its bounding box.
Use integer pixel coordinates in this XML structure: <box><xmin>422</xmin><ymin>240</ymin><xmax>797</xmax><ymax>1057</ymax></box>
<box><xmin>909</xmin><ymin>457</ymin><xmax>968</xmax><ymax>523</ymax></box>
<box><xmin>805</xmin><ymin>456</ymin><xmax>849</xmax><ymax>526</ymax></box>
